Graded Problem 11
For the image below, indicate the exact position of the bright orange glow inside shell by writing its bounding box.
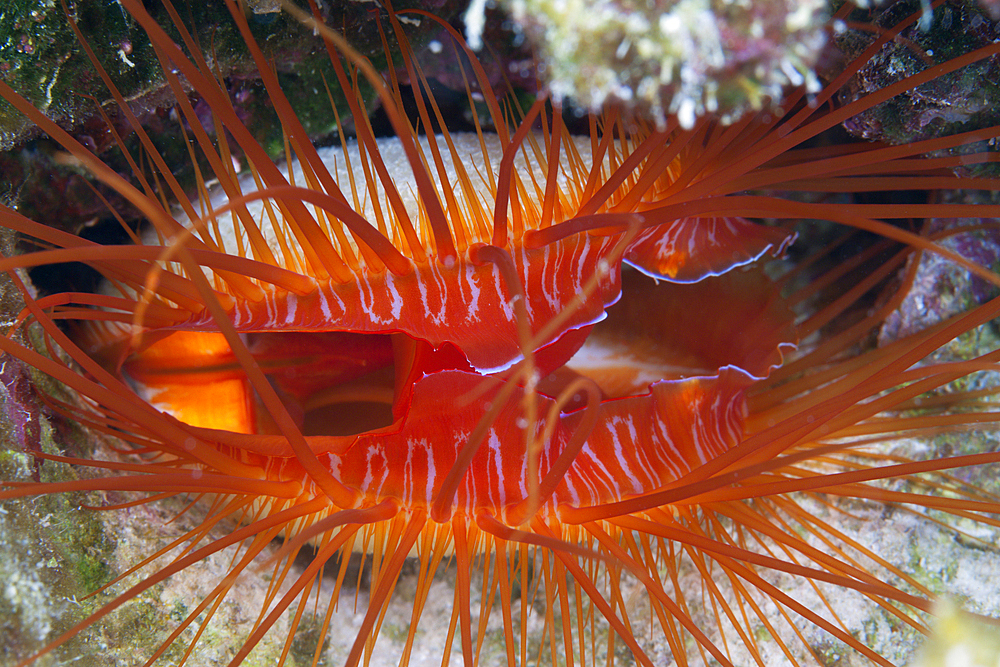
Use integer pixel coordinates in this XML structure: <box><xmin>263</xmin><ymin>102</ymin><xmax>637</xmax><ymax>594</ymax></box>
<box><xmin>1</xmin><ymin>1</ymin><xmax>1000</xmax><ymax>666</ymax></box>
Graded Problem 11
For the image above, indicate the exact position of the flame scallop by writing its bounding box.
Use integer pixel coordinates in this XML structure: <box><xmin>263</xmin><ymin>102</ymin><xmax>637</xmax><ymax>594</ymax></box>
<box><xmin>0</xmin><ymin>1</ymin><xmax>999</xmax><ymax>667</ymax></box>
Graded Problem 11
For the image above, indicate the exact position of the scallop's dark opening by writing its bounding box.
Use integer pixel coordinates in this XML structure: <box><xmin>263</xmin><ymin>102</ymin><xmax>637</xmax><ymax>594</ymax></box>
<box><xmin>122</xmin><ymin>329</ymin><xmax>478</xmax><ymax>439</ymax></box>
<box><xmin>246</xmin><ymin>331</ymin><xmax>397</xmax><ymax>438</ymax></box>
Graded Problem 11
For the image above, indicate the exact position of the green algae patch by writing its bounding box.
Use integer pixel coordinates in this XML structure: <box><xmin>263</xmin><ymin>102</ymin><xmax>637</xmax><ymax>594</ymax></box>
<box><xmin>0</xmin><ymin>419</ymin><xmax>118</xmax><ymax>665</ymax></box>
<box><xmin>289</xmin><ymin>614</ymin><xmax>333</xmax><ymax>667</ymax></box>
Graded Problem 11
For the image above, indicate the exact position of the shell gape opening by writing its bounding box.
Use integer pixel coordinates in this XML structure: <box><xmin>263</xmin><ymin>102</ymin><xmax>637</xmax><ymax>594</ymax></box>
<box><xmin>122</xmin><ymin>330</ymin><xmax>402</xmax><ymax>437</ymax></box>
<box><xmin>117</xmin><ymin>260</ymin><xmax>797</xmax><ymax>448</ymax></box>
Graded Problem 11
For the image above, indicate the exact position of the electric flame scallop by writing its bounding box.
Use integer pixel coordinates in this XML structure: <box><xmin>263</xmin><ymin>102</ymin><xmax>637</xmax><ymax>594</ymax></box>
<box><xmin>2</xmin><ymin>1</ymin><xmax>1000</xmax><ymax>666</ymax></box>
